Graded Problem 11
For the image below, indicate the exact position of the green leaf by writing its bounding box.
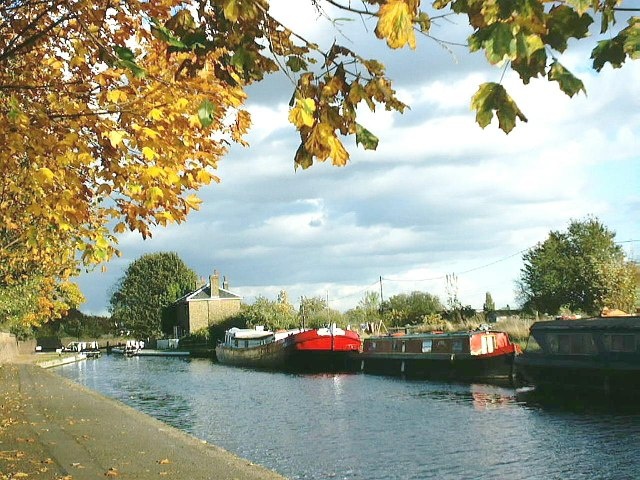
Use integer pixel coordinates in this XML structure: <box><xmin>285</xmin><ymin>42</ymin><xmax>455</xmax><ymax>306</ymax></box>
<box><xmin>544</xmin><ymin>6</ymin><xmax>593</xmax><ymax>53</ymax></box>
<box><xmin>198</xmin><ymin>100</ymin><xmax>216</xmax><ymax>128</ymax></box>
<box><xmin>512</xmin><ymin>48</ymin><xmax>547</xmax><ymax>84</ymax></box>
<box><xmin>114</xmin><ymin>46</ymin><xmax>135</xmax><ymax>62</ymax></box>
<box><xmin>355</xmin><ymin>124</ymin><xmax>379</xmax><ymax>151</ymax></box>
<box><xmin>548</xmin><ymin>61</ymin><xmax>586</xmax><ymax>97</ymax></box>
<box><xmin>591</xmin><ymin>37</ymin><xmax>626</xmax><ymax>71</ymax></box>
<box><xmin>471</xmin><ymin>82</ymin><xmax>527</xmax><ymax>133</ymax></box>
<box><xmin>286</xmin><ymin>56</ymin><xmax>307</xmax><ymax>73</ymax></box>
<box><xmin>114</xmin><ymin>46</ymin><xmax>146</xmax><ymax>78</ymax></box>
<box><xmin>469</xmin><ymin>23</ymin><xmax>516</xmax><ymax>64</ymax></box>
<box><xmin>294</xmin><ymin>144</ymin><xmax>314</xmax><ymax>170</ymax></box>
<box><xmin>150</xmin><ymin>19</ymin><xmax>188</xmax><ymax>49</ymax></box>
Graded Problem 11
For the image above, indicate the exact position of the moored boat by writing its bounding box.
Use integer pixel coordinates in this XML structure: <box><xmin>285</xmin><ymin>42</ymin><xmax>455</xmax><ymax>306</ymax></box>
<box><xmin>354</xmin><ymin>327</ymin><xmax>521</xmax><ymax>382</ymax></box>
<box><xmin>215</xmin><ymin>325</ymin><xmax>362</xmax><ymax>372</ymax></box>
<box><xmin>515</xmin><ymin>313</ymin><xmax>640</xmax><ymax>395</ymax></box>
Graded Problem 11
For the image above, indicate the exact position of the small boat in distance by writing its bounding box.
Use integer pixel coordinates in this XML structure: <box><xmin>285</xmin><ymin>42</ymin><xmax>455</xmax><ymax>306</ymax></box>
<box><xmin>354</xmin><ymin>326</ymin><xmax>521</xmax><ymax>383</ymax></box>
<box><xmin>215</xmin><ymin>325</ymin><xmax>362</xmax><ymax>372</ymax></box>
<box><xmin>515</xmin><ymin>312</ymin><xmax>640</xmax><ymax>395</ymax></box>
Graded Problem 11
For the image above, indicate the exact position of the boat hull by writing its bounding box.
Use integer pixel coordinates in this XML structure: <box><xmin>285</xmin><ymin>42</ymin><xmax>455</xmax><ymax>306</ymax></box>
<box><xmin>354</xmin><ymin>351</ymin><xmax>516</xmax><ymax>381</ymax></box>
<box><xmin>516</xmin><ymin>354</ymin><xmax>640</xmax><ymax>395</ymax></box>
<box><xmin>216</xmin><ymin>328</ymin><xmax>362</xmax><ymax>373</ymax></box>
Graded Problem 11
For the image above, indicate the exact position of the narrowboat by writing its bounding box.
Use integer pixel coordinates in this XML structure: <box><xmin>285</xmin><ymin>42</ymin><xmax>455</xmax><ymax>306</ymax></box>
<box><xmin>354</xmin><ymin>327</ymin><xmax>521</xmax><ymax>382</ymax></box>
<box><xmin>215</xmin><ymin>325</ymin><xmax>362</xmax><ymax>372</ymax></box>
<box><xmin>515</xmin><ymin>313</ymin><xmax>640</xmax><ymax>395</ymax></box>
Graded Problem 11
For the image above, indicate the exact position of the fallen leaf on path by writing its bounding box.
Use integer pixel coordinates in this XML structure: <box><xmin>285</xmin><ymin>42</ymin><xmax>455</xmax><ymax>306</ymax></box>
<box><xmin>158</xmin><ymin>458</ymin><xmax>170</xmax><ymax>465</ymax></box>
<box><xmin>105</xmin><ymin>467</ymin><xmax>119</xmax><ymax>477</ymax></box>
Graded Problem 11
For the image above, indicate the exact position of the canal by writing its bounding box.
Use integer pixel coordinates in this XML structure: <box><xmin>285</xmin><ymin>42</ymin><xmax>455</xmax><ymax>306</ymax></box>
<box><xmin>58</xmin><ymin>355</ymin><xmax>640</xmax><ymax>479</ymax></box>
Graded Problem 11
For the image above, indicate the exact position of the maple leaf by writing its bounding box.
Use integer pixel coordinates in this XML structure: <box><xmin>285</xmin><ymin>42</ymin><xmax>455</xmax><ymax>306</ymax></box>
<box><xmin>375</xmin><ymin>0</ymin><xmax>417</xmax><ymax>49</ymax></box>
<box><xmin>288</xmin><ymin>98</ymin><xmax>316</xmax><ymax>128</ymax></box>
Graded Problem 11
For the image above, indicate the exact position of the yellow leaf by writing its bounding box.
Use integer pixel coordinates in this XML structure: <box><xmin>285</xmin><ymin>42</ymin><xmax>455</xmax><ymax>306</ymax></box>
<box><xmin>142</xmin><ymin>146</ymin><xmax>157</xmax><ymax>160</ymax></box>
<box><xmin>196</xmin><ymin>169</ymin><xmax>213</xmax><ymax>184</ymax></box>
<box><xmin>288</xmin><ymin>98</ymin><xmax>316</xmax><ymax>128</ymax></box>
<box><xmin>114</xmin><ymin>222</ymin><xmax>127</xmax><ymax>234</ymax></box>
<box><xmin>107</xmin><ymin>90</ymin><xmax>127</xmax><ymax>103</ymax></box>
<box><xmin>107</xmin><ymin>130</ymin><xmax>126</xmax><ymax>148</ymax></box>
<box><xmin>188</xmin><ymin>114</ymin><xmax>201</xmax><ymax>128</ymax></box>
<box><xmin>375</xmin><ymin>0</ymin><xmax>417</xmax><ymax>49</ymax></box>
<box><xmin>36</xmin><ymin>167</ymin><xmax>55</xmax><ymax>183</ymax></box>
<box><xmin>174</xmin><ymin>98</ymin><xmax>189</xmax><ymax>110</ymax></box>
<box><xmin>223</xmin><ymin>0</ymin><xmax>239</xmax><ymax>21</ymax></box>
<box><xmin>184</xmin><ymin>194</ymin><xmax>202</xmax><ymax>211</ymax></box>
<box><xmin>146</xmin><ymin>166</ymin><xmax>164</xmax><ymax>178</ymax></box>
<box><xmin>148</xmin><ymin>187</ymin><xmax>164</xmax><ymax>201</ymax></box>
<box><xmin>327</xmin><ymin>134</ymin><xmax>350</xmax><ymax>167</ymax></box>
<box><xmin>142</xmin><ymin>127</ymin><xmax>160</xmax><ymax>139</ymax></box>
<box><xmin>148</xmin><ymin>108</ymin><xmax>163</xmax><ymax>120</ymax></box>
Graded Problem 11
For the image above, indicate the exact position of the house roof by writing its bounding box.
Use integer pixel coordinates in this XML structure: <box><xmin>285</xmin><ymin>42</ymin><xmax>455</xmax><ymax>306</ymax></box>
<box><xmin>175</xmin><ymin>283</ymin><xmax>242</xmax><ymax>303</ymax></box>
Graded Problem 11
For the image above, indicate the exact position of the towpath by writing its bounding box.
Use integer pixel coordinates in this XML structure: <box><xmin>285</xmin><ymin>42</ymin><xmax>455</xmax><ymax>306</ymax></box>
<box><xmin>0</xmin><ymin>361</ymin><xmax>286</xmax><ymax>479</ymax></box>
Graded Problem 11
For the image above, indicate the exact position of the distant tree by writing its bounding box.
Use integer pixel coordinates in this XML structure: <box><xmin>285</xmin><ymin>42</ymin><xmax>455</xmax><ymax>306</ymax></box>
<box><xmin>241</xmin><ymin>292</ymin><xmax>298</xmax><ymax>330</ymax></box>
<box><xmin>109</xmin><ymin>252</ymin><xmax>197</xmax><ymax>338</ymax></box>
<box><xmin>483</xmin><ymin>292</ymin><xmax>496</xmax><ymax>315</ymax></box>
<box><xmin>299</xmin><ymin>296</ymin><xmax>327</xmax><ymax>328</ymax></box>
<box><xmin>382</xmin><ymin>291</ymin><xmax>443</xmax><ymax>327</ymax></box>
<box><xmin>517</xmin><ymin>218</ymin><xmax>638</xmax><ymax>315</ymax></box>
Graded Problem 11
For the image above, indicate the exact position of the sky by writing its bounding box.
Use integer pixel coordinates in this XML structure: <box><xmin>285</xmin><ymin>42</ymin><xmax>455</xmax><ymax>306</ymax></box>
<box><xmin>76</xmin><ymin>1</ymin><xmax>640</xmax><ymax>316</ymax></box>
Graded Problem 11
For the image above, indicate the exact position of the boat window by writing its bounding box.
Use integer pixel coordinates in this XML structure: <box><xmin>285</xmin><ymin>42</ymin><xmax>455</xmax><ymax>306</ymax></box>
<box><xmin>422</xmin><ymin>340</ymin><xmax>432</xmax><ymax>353</ymax></box>
<box><xmin>547</xmin><ymin>333</ymin><xmax>596</xmax><ymax>355</ymax></box>
<box><xmin>452</xmin><ymin>340</ymin><xmax>463</xmax><ymax>353</ymax></box>
<box><xmin>234</xmin><ymin>339</ymin><xmax>239</xmax><ymax>348</ymax></box>
<box><xmin>244</xmin><ymin>340</ymin><xmax>249</xmax><ymax>348</ymax></box>
<box><xmin>481</xmin><ymin>335</ymin><xmax>496</xmax><ymax>354</ymax></box>
<box><xmin>432</xmin><ymin>339</ymin><xmax>450</xmax><ymax>353</ymax></box>
<box><xmin>393</xmin><ymin>341</ymin><xmax>403</xmax><ymax>352</ymax></box>
<box><xmin>603</xmin><ymin>334</ymin><xmax>636</xmax><ymax>352</ymax></box>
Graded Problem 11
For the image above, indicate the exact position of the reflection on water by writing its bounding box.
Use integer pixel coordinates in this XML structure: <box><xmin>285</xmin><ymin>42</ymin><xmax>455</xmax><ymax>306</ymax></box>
<box><xmin>59</xmin><ymin>356</ymin><xmax>640</xmax><ymax>480</ymax></box>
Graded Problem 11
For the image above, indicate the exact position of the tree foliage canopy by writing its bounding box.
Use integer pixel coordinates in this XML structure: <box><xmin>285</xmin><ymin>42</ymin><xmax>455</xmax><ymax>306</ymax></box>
<box><xmin>109</xmin><ymin>252</ymin><xmax>197</xmax><ymax>338</ymax></box>
<box><xmin>2</xmin><ymin>0</ymin><xmax>637</xmax><ymax>327</ymax></box>
<box><xmin>383</xmin><ymin>290</ymin><xmax>443</xmax><ymax>326</ymax></box>
<box><xmin>518</xmin><ymin>218</ymin><xmax>638</xmax><ymax>315</ymax></box>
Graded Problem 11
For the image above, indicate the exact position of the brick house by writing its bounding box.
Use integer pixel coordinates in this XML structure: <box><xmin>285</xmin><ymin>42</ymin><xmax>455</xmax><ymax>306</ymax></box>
<box><xmin>174</xmin><ymin>271</ymin><xmax>242</xmax><ymax>336</ymax></box>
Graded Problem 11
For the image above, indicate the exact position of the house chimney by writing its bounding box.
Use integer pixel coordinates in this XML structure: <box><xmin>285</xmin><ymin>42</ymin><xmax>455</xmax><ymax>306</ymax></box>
<box><xmin>210</xmin><ymin>270</ymin><xmax>220</xmax><ymax>297</ymax></box>
<box><xmin>223</xmin><ymin>276</ymin><xmax>229</xmax><ymax>290</ymax></box>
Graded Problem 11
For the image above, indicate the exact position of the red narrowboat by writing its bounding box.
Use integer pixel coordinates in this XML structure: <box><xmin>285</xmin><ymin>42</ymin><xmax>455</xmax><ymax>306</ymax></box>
<box><xmin>215</xmin><ymin>325</ymin><xmax>362</xmax><ymax>373</ymax></box>
<box><xmin>354</xmin><ymin>327</ymin><xmax>521</xmax><ymax>382</ymax></box>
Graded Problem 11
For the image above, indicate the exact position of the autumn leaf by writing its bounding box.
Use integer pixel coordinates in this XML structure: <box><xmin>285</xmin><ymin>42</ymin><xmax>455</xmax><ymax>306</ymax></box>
<box><xmin>107</xmin><ymin>131</ymin><xmax>126</xmax><ymax>148</ymax></box>
<box><xmin>142</xmin><ymin>147</ymin><xmax>157</xmax><ymax>160</ymax></box>
<box><xmin>288</xmin><ymin>98</ymin><xmax>316</xmax><ymax>128</ymax></box>
<box><xmin>375</xmin><ymin>0</ymin><xmax>417</xmax><ymax>49</ymax></box>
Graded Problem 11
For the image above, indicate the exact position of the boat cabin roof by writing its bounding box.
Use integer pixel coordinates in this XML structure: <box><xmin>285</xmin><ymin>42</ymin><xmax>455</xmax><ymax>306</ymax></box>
<box><xmin>366</xmin><ymin>330</ymin><xmax>503</xmax><ymax>341</ymax></box>
<box><xmin>530</xmin><ymin>315</ymin><xmax>640</xmax><ymax>332</ymax></box>
<box><xmin>227</xmin><ymin>327</ymin><xmax>274</xmax><ymax>340</ymax></box>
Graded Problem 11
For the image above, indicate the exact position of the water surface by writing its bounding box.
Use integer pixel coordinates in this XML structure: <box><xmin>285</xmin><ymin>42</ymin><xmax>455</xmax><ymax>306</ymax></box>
<box><xmin>58</xmin><ymin>355</ymin><xmax>640</xmax><ymax>479</ymax></box>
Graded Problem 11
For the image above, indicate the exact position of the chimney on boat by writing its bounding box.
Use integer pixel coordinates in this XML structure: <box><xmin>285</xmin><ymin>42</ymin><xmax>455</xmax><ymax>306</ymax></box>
<box><xmin>210</xmin><ymin>270</ymin><xmax>220</xmax><ymax>298</ymax></box>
